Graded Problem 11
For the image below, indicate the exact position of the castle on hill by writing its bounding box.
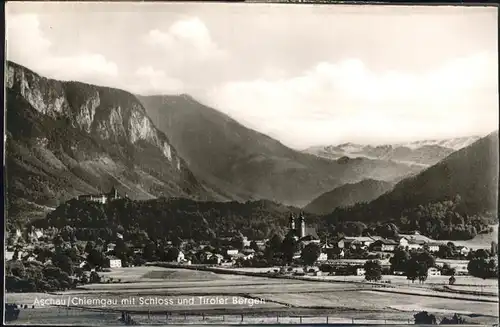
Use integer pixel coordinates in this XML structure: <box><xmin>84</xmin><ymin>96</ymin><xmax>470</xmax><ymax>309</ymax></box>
<box><xmin>77</xmin><ymin>186</ymin><xmax>123</xmax><ymax>204</ymax></box>
<box><xmin>289</xmin><ymin>212</ymin><xmax>318</xmax><ymax>239</ymax></box>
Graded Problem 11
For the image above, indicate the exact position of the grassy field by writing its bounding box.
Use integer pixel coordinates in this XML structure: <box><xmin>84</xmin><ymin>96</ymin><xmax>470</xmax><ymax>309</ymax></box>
<box><xmin>6</xmin><ymin>266</ymin><xmax>499</xmax><ymax>326</ymax></box>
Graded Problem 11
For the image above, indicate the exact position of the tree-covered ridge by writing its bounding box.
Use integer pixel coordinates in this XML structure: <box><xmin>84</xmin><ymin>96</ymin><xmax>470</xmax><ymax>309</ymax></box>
<box><xmin>322</xmin><ymin>196</ymin><xmax>496</xmax><ymax>241</ymax></box>
<box><xmin>33</xmin><ymin>198</ymin><xmax>310</xmax><ymax>241</ymax></box>
<box><xmin>31</xmin><ymin>192</ymin><xmax>496</xmax><ymax>244</ymax></box>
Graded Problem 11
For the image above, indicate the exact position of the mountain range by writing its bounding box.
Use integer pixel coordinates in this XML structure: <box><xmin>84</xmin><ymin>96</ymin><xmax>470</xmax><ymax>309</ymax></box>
<box><xmin>5</xmin><ymin>61</ymin><xmax>498</xmax><ymax>227</ymax></box>
<box><xmin>322</xmin><ymin>130</ymin><xmax>499</xmax><ymax>223</ymax></box>
<box><xmin>138</xmin><ymin>94</ymin><xmax>422</xmax><ymax>207</ymax></box>
<box><xmin>304</xmin><ymin>136</ymin><xmax>481</xmax><ymax>167</ymax></box>
<box><xmin>5</xmin><ymin>61</ymin><xmax>220</xmax><ymax>224</ymax></box>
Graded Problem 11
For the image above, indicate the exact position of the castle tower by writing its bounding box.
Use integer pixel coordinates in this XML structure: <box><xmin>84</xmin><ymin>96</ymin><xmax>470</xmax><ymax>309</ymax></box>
<box><xmin>109</xmin><ymin>186</ymin><xmax>118</xmax><ymax>200</ymax></box>
<box><xmin>299</xmin><ymin>212</ymin><xmax>306</xmax><ymax>239</ymax></box>
<box><xmin>289</xmin><ymin>213</ymin><xmax>296</xmax><ymax>231</ymax></box>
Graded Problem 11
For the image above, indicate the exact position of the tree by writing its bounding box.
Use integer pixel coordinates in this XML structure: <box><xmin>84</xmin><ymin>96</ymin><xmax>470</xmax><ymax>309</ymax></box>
<box><xmin>448</xmin><ymin>276</ymin><xmax>456</xmax><ymax>285</ymax></box>
<box><xmin>405</xmin><ymin>257</ymin><xmax>420</xmax><ymax>283</ymax></box>
<box><xmin>165</xmin><ymin>248</ymin><xmax>180</xmax><ymax>262</ymax></box>
<box><xmin>473</xmin><ymin>249</ymin><xmax>490</xmax><ymax>260</ymax></box>
<box><xmin>491</xmin><ymin>241</ymin><xmax>498</xmax><ymax>256</ymax></box>
<box><xmin>89</xmin><ymin>271</ymin><xmax>101</xmax><ymax>283</ymax></box>
<box><xmin>437</xmin><ymin>244</ymin><xmax>453</xmax><ymax>259</ymax></box>
<box><xmin>441</xmin><ymin>263</ymin><xmax>456</xmax><ymax>276</ymax></box>
<box><xmin>250</xmin><ymin>241</ymin><xmax>260</xmax><ymax>252</ymax></box>
<box><xmin>405</xmin><ymin>253</ymin><xmax>431</xmax><ymax>284</ymax></box>
<box><xmin>52</xmin><ymin>251</ymin><xmax>74</xmax><ymax>275</ymax></box>
<box><xmin>87</xmin><ymin>248</ymin><xmax>106</xmax><ymax>268</ymax></box>
<box><xmin>301</xmin><ymin>243</ymin><xmax>321</xmax><ymax>266</ymax></box>
<box><xmin>414</xmin><ymin>311</ymin><xmax>437</xmax><ymax>324</ymax></box>
<box><xmin>231</xmin><ymin>234</ymin><xmax>245</xmax><ymax>250</ymax></box>
<box><xmin>390</xmin><ymin>247</ymin><xmax>410</xmax><ymax>273</ymax></box>
<box><xmin>281</xmin><ymin>234</ymin><xmax>298</xmax><ymax>264</ymax></box>
<box><xmin>364</xmin><ymin>260</ymin><xmax>382</xmax><ymax>282</ymax></box>
<box><xmin>468</xmin><ymin>257</ymin><xmax>498</xmax><ymax>279</ymax></box>
<box><xmin>84</xmin><ymin>241</ymin><xmax>96</xmax><ymax>254</ymax></box>
<box><xmin>268</xmin><ymin>234</ymin><xmax>284</xmax><ymax>254</ymax></box>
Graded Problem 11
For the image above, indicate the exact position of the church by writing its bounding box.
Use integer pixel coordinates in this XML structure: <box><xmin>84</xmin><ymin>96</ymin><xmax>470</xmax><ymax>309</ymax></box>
<box><xmin>288</xmin><ymin>212</ymin><xmax>318</xmax><ymax>240</ymax></box>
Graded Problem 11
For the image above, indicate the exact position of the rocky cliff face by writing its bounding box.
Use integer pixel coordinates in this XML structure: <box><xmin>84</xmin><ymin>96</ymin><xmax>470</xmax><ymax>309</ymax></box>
<box><xmin>5</xmin><ymin>61</ymin><xmax>218</xmax><ymax>224</ymax></box>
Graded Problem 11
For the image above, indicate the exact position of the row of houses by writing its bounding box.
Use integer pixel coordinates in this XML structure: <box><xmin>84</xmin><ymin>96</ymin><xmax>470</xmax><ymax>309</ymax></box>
<box><xmin>336</xmin><ymin>232</ymin><xmax>471</xmax><ymax>255</ymax></box>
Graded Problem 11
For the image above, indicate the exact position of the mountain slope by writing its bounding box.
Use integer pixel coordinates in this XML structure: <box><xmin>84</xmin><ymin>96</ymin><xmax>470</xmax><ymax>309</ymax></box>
<box><xmin>304</xmin><ymin>179</ymin><xmax>394</xmax><ymax>215</ymax></box>
<box><xmin>304</xmin><ymin>136</ymin><xmax>481</xmax><ymax>167</ymax></box>
<box><xmin>323</xmin><ymin>131</ymin><xmax>499</xmax><ymax>222</ymax></box>
<box><xmin>138</xmin><ymin>95</ymin><xmax>422</xmax><ymax>206</ymax></box>
<box><xmin>5</xmin><ymin>61</ymin><xmax>221</xmax><ymax>225</ymax></box>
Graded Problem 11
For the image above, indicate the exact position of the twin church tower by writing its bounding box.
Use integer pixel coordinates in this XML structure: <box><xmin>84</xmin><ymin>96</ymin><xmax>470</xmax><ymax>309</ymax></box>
<box><xmin>289</xmin><ymin>212</ymin><xmax>306</xmax><ymax>239</ymax></box>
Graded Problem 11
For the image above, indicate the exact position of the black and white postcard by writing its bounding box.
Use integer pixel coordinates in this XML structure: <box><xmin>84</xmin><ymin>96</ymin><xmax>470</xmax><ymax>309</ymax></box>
<box><xmin>4</xmin><ymin>2</ymin><xmax>499</xmax><ymax>326</ymax></box>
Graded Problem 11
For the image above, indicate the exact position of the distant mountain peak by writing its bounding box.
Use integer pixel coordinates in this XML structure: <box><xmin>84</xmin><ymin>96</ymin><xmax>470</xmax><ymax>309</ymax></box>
<box><xmin>303</xmin><ymin>135</ymin><xmax>484</xmax><ymax>168</ymax></box>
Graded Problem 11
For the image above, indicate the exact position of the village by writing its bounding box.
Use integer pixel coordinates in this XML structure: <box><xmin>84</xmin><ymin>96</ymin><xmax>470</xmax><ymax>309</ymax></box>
<box><xmin>5</xmin><ymin>200</ymin><xmax>493</xmax><ymax>291</ymax></box>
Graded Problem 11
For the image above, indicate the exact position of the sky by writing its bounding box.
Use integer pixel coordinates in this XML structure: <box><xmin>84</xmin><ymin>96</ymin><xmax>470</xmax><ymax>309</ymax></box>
<box><xmin>5</xmin><ymin>3</ymin><xmax>499</xmax><ymax>150</ymax></box>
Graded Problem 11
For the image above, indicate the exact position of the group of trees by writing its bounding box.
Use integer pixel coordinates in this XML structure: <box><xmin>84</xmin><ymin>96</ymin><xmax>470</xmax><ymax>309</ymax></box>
<box><xmin>467</xmin><ymin>249</ymin><xmax>498</xmax><ymax>279</ymax></box>
<box><xmin>5</xmin><ymin>257</ymin><xmax>100</xmax><ymax>293</ymax></box>
<box><xmin>388</xmin><ymin>247</ymin><xmax>435</xmax><ymax>283</ymax></box>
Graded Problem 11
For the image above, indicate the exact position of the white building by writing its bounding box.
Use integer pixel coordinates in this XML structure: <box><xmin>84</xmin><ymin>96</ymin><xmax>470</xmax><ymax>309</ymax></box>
<box><xmin>5</xmin><ymin>251</ymin><xmax>15</xmax><ymax>261</ymax></box>
<box><xmin>407</xmin><ymin>243</ymin><xmax>423</xmax><ymax>251</ymax></box>
<box><xmin>457</xmin><ymin>246</ymin><xmax>470</xmax><ymax>256</ymax></box>
<box><xmin>356</xmin><ymin>268</ymin><xmax>366</xmax><ymax>276</ymax></box>
<box><xmin>338</xmin><ymin>237</ymin><xmax>375</xmax><ymax>249</ymax></box>
<box><xmin>107</xmin><ymin>243</ymin><xmax>116</xmax><ymax>253</ymax></box>
<box><xmin>396</xmin><ymin>237</ymin><xmax>409</xmax><ymax>247</ymax></box>
<box><xmin>317</xmin><ymin>253</ymin><xmax>328</xmax><ymax>262</ymax></box>
<box><xmin>177</xmin><ymin>251</ymin><xmax>185</xmax><ymax>263</ymax></box>
<box><xmin>427</xmin><ymin>243</ymin><xmax>440</xmax><ymax>253</ymax></box>
<box><xmin>108</xmin><ymin>257</ymin><xmax>122</xmax><ymax>268</ymax></box>
<box><xmin>428</xmin><ymin>267</ymin><xmax>441</xmax><ymax>276</ymax></box>
<box><xmin>226</xmin><ymin>249</ymin><xmax>239</xmax><ymax>256</ymax></box>
<box><xmin>243</xmin><ymin>253</ymin><xmax>255</xmax><ymax>260</ymax></box>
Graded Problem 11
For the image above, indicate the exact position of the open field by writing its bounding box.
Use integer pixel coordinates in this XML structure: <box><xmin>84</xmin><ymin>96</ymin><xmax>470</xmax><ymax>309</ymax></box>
<box><xmin>6</xmin><ymin>266</ymin><xmax>499</xmax><ymax>326</ymax></box>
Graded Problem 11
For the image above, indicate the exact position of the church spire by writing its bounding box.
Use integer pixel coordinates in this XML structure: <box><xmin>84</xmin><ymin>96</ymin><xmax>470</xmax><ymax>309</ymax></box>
<box><xmin>289</xmin><ymin>213</ymin><xmax>296</xmax><ymax>230</ymax></box>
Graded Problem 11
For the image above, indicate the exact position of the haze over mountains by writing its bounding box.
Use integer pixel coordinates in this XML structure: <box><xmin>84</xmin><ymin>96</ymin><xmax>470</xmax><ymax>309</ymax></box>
<box><xmin>5</xmin><ymin>61</ymin><xmax>497</xmax><ymax>226</ymax></box>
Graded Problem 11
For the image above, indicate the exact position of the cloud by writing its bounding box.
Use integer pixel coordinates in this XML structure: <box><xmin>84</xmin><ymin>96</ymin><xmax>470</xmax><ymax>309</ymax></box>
<box><xmin>6</xmin><ymin>13</ymin><xmax>119</xmax><ymax>84</ymax></box>
<box><xmin>206</xmin><ymin>52</ymin><xmax>498</xmax><ymax>148</ymax></box>
<box><xmin>144</xmin><ymin>17</ymin><xmax>227</xmax><ymax>64</ymax></box>
<box><xmin>133</xmin><ymin>66</ymin><xmax>184</xmax><ymax>95</ymax></box>
<box><xmin>6</xmin><ymin>13</ymin><xmax>51</xmax><ymax>61</ymax></box>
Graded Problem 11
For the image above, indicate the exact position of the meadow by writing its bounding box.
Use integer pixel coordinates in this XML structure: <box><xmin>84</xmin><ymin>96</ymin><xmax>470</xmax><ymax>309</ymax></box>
<box><xmin>6</xmin><ymin>266</ymin><xmax>499</xmax><ymax>326</ymax></box>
